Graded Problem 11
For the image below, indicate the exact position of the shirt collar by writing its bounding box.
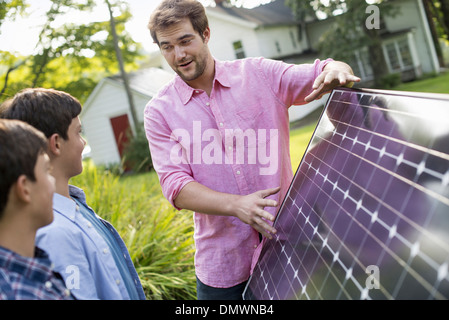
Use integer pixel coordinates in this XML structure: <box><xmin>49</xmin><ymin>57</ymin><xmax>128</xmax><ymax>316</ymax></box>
<box><xmin>52</xmin><ymin>185</ymin><xmax>87</xmax><ymax>219</ymax></box>
<box><xmin>0</xmin><ymin>246</ymin><xmax>52</xmax><ymax>283</ymax></box>
<box><xmin>174</xmin><ymin>58</ymin><xmax>231</xmax><ymax>105</ymax></box>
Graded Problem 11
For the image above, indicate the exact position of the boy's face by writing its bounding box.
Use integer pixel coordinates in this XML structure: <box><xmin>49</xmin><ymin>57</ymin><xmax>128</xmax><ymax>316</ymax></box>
<box><xmin>60</xmin><ymin>116</ymin><xmax>87</xmax><ymax>178</ymax></box>
<box><xmin>30</xmin><ymin>152</ymin><xmax>55</xmax><ymax>228</ymax></box>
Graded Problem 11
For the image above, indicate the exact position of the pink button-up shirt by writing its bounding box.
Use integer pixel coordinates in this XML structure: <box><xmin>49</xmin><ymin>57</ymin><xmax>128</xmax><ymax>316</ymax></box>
<box><xmin>144</xmin><ymin>57</ymin><xmax>331</xmax><ymax>288</ymax></box>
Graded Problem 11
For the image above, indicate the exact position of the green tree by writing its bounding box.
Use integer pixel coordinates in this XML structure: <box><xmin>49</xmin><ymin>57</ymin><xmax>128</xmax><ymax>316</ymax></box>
<box><xmin>285</xmin><ymin>0</ymin><xmax>399</xmax><ymax>87</ymax></box>
<box><xmin>0</xmin><ymin>0</ymin><xmax>143</xmax><ymax>103</ymax></box>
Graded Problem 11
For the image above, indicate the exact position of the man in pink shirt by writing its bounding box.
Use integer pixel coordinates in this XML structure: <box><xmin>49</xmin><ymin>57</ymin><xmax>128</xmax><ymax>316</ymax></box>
<box><xmin>145</xmin><ymin>0</ymin><xmax>360</xmax><ymax>300</ymax></box>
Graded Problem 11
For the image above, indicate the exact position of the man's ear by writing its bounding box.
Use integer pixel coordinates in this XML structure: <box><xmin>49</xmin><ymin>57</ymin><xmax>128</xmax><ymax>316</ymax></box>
<box><xmin>203</xmin><ymin>27</ymin><xmax>210</xmax><ymax>44</ymax></box>
<box><xmin>48</xmin><ymin>133</ymin><xmax>61</xmax><ymax>156</ymax></box>
<box><xmin>14</xmin><ymin>175</ymin><xmax>32</xmax><ymax>204</ymax></box>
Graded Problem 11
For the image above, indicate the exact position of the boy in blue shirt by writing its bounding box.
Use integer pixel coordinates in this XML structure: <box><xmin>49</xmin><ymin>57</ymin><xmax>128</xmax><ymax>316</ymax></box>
<box><xmin>0</xmin><ymin>119</ymin><xmax>73</xmax><ymax>300</ymax></box>
<box><xmin>1</xmin><ymin>88</ymin><xmax>145</xmax><ymax>300</ymax></box>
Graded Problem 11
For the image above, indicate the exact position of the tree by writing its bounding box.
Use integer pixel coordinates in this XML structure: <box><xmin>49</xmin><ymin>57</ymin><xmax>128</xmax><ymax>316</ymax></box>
<box><xmin>105</xmin><ymin>0</ymin><xmax>139</xmax><ymax>135</ymax></box>
<box><xmin>0</xmin><ymin>0</ymin><xmax>27</xmax><ymax>30</ymax></box>
<box><xmin>0</xmin><ymin>0</ymin><xmax>143</xmax><ymax>103</ymax></box>
<box><xmin>286</xmin><ymin>0</ymin><xmax>399</xmax><ymax>87</ymax></box>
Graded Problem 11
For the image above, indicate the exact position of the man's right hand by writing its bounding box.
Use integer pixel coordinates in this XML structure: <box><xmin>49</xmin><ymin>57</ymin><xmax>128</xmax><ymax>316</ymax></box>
<box><xmin>233</xmin><ymin>187</ymin><xmax>280</xmax><ymax>239</ymax></box>
<box><xmin>174</xmin><ymin>182</ymin><xmax>280</xmax><ymax>239</ymax></box>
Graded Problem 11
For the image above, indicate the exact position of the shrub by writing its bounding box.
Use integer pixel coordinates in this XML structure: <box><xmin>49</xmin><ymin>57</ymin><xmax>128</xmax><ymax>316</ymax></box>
<box><xmin>122</xmin><ymin>124</ymin><xmax>153</xmax><ymax>173</ymax></box>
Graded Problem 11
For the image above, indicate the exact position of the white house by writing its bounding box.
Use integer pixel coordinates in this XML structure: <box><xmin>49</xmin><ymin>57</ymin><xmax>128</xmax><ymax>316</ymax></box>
<box><xmin>81</xmin><ymin>0</ymin><xmax>442</xmax><ymax>167</ymax></box>
<box><xmin>80</xmin><ymin>68</ymin><xmax>173</xmax><ymax>166</ymax></box>
<box><xmin>206</xmin><ymin>0</ymin><xmax>441</xmax><ymax>81</ymax></box>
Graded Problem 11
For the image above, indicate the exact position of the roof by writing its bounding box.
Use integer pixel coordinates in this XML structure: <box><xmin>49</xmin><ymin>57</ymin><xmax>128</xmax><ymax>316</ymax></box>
<box><xmin>107</xmin><ymin>67</ymin><xmax>174</xmax><ymax>97</ymax></box>
<box><xmin>207</xmin><ymin>0</ymin><xmax>298</xmax><ymax>27</ymax></box>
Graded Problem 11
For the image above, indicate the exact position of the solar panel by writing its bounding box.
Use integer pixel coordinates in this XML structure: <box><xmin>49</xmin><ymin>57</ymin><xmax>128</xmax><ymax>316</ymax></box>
<box><xmin>244</xmin><ymin>87</ymin><xmax>449</xmax><ymax>300</ymax></box>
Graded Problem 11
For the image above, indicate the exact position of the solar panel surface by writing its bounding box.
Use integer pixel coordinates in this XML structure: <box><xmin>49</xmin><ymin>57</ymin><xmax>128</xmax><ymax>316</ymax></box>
<box><xmin>244</xmin><ymin>88</ymin><xmax>449</xmax><ymax>300</ymax></box>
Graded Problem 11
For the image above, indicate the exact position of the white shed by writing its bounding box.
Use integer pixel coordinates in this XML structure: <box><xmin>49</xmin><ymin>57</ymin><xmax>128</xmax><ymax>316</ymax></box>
<box><xmin>80</xmin><ymin>67</ymin><xmax>174</xmax><ymax>166</ymax></box>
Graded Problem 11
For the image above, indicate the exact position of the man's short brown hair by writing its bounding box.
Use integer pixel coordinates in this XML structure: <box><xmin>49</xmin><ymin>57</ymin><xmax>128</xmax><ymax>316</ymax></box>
<box><xmin>148</xmin><ymin>0</ymin><xmax>209</xmax><ymax>45</ymax></box>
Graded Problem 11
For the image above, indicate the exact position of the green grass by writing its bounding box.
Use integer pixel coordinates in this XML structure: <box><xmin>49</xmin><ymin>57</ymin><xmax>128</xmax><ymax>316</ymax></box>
<box><xmin>290</xmin><ymin>122</ymin><xmax>318</xmax><ymax>170</ymax></box>
<box><xmin>391</xmin><ymin>71</ymin><xmax>449</xmax><ymax>94</ymax></box>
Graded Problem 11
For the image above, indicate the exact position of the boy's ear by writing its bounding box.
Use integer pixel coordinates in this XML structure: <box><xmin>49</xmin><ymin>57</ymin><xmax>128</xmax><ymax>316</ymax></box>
<box><xmin>14</xmin><ymin>175</ymin><xmax>32</xmax><ymax>204</ymax></box>
<box><xmin>48</xmin><ymin>133</ymin><xmax>62</xmax><ymax>156</ymax></box>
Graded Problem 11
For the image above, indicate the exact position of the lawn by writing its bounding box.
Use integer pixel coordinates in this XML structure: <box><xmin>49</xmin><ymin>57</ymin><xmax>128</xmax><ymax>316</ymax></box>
<box><xmin>390</xmin><ymin>71</ymin><xmax>449</xmax><ymax>94</ymax></box>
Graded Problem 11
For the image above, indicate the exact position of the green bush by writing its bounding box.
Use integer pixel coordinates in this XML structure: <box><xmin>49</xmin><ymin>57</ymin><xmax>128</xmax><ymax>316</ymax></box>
<box><xmin>71</xmin><ymin>160</ymin><xmax>196</xmax><ymax>300</ymax></box>
<box><xmin>122</xmin><ymin>124</ymin><xmax>153</xmax><ymax>173</ymax></box>
<box><xmin>379</xmin><ymin>73</ymin><xmax>401</xmax><ymax>89</ymax></box>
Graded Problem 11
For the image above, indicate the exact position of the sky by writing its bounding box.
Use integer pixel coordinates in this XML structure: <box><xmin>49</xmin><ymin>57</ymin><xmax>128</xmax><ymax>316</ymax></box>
<box><xmin>0</xmin><ymin>0</ymin><xmax>270</xmax><ymax>56</ymax></box>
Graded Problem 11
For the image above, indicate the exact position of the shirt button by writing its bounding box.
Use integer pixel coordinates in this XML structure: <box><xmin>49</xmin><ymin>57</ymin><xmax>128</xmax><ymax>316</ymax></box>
<box><xmin>219</xmin><ymin>123</ymin><xmax>224</xmax><ymax>127</ymax></box>
<box><xmin>254</xmin><ymin>245</ymin><xmax>258</xmax><ymax>249</ymax></box>
<box><xmin>116</xmin><ymin>279</ymin><xmax>121</xmax><ymax>285</ymax></box>
<box><xmin>206</xmin><ymin>102</ymin><xmax>210</xmax><ymax>106</ymax></box>
<box><xmin>236</xmin><ymin>170</ymin><xmax>241</xmax><ymax>175</ymax></box>
<box><xmin>63</xmin><ymin>289</ymin><xmax>71</xmax><ymax>297</ymax></box>
<box><xmin>87</xmin><ymin>222</ymin><xmax>92</xmax><ymax>228</ymax></box>
<box><xmin>45</xmin><ymin>281</ymin><xmax>52</xmax><ymax>289</ymax></box>
<box><xmin>103</xmin><ymin>248</ymin><xmax>109</xmax><ymax>254</ymax></box>
<box><xmin>75</xmin><ymin>205</ymin><xmax>80</xmax><ymax>212</ymax></box>
<box><xmin>228</xmin><ymin>146</ymin><xmax>232</xmax><ymax>150</ymax></box>
<box><xmin>195</xmin><ymin>90</ymin><xmax>200</xmax><ymax>94</ymax></box>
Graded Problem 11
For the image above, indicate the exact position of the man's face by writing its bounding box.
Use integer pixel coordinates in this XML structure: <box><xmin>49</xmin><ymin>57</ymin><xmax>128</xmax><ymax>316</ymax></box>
<box><xmin>157</xmin><ymin>18</ymin><xmax>211</xmax><ymax>83</ymax></box>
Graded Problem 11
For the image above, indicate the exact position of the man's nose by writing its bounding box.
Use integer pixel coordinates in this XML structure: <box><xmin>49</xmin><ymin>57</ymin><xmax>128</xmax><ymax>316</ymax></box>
<box><xmin>174</xmin><ymin>45</ymin><xmax>186</xmax><ymax>60</ymax></box>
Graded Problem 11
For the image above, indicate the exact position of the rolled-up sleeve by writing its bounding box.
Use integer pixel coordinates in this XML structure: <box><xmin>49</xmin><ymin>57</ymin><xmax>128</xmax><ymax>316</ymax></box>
<box><xmin>257</xmin><ymin>57</ymin><xmax>333</xmax><ymax>107</ymax></box>
<box><xmin>144</xmin><ymin>100</ymin><xmax>195</xmax><ymax>210</ymax></box>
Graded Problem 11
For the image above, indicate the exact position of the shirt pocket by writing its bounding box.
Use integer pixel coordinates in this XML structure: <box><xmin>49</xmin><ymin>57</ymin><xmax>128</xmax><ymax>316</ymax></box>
<box><xmin>233</xmin><ymin>107</ymin><xmax>272</xmax><ymax>153</ymax></box>
<box><xmin>235</xmin><ymin>107</ymin><xmax>266</xmax><ymax>131</ymax></box>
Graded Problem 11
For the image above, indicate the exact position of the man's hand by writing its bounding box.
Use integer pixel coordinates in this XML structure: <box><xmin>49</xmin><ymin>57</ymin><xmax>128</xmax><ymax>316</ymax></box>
<box><xmin>233</xmin><ymin>186</ymin><xmax>280</xmax><ymax>239</ymax></box>
<box><xmin>304</xmin><ymin>61</ymin><xmax>361</xmax><ymax>103</ymax></box>
<box><xmin>174</xmin><ymin>182</ymin><xmax>280</xmax><ymax>239</ymax></box>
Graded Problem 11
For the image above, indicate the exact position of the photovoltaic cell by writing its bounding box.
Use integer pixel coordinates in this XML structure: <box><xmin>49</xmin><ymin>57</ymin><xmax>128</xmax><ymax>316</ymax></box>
<box><xmin>244</xmin><ymin>88</ymin><xmax>449</xmax><ymax>300</ymax></box>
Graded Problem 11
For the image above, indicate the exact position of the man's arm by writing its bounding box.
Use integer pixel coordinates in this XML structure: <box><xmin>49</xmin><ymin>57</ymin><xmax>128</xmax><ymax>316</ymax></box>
<box><xmin>174</xmin><ymin>181</ymin><xmax>280</xmax><ymax>239</ymax></box>
<box><xmin>304</xmin><ymin>61</ymin><xmax>361</xmax><ymax>103</ymax></box>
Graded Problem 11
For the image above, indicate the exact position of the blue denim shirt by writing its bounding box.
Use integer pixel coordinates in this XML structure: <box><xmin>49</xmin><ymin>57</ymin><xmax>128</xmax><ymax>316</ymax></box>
<box><xmin>36</xmin><ymin>185</ymin><xmax>146</xmax><ymax>300</ymax></box>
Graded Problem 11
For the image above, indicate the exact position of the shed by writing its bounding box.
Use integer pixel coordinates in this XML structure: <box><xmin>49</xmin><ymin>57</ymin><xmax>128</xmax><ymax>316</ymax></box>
<box><xmin>80</xmin><ymin>67</ymin><xmax>174</xmax><ymax>166</ymax></box>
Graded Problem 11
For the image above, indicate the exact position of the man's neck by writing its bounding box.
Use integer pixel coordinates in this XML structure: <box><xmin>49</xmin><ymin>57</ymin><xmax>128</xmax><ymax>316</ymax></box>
<box><xmin>186</xmin><ymin>57</ymin><xmax>216</xmax><ymax>96</ymax></box>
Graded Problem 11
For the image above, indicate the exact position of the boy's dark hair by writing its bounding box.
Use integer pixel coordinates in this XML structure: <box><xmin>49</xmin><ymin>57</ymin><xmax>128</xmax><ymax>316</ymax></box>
<box><xmin>0</xmin><ymin>88</ymin><xmax>82</xmax><ymax>139</ymax></box>
<box><xmin>148</xmin><ymin>0</ymin><xmax>209</xmax><ymax>45</ymax></box>
<box><xmin>0</xmin><ymin>119</ymin><xmax>48</xmax><ymax>216</ymax></box>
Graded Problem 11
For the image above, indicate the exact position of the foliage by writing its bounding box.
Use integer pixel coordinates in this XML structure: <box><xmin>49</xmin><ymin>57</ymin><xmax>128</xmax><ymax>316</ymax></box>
<box><xmin>379</xmin><ymin>73</ymin><xmax>401</xmax><ymax>89</ymax></box>
<box><xmin>70</xmin><ymin>160</ymin><xmax>196</xmax><ymax>300</ymax></box>
<box><xmin>0</xmin><ymin>0</ymin><xmax>144</xmax><ymax>103</ymax></box>
<box><xmin>122</xmin><ymin>123</ymin><xmax>153</xmax><ymax>173</ymax></box>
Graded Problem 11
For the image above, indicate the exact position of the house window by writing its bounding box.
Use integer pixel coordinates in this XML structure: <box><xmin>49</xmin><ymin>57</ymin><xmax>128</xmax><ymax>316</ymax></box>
<box><xmin>384</xmin><ymin>38</ymin><xmax>414</xmax><ymax>72</ymax></box>
<box><xmin>350</xmin><ymin>49</ymin><xmax>373</xmax><ymax>80</ymax></box>
<box><xmin>233</xmin><ymin>41</ymin><xmax>246</xmax><ymax>59</ymax></box>
<box><xmin>386</xmin><ymin>42</ymin><xmax>401</xmax><ymax>71</ymax></box>
<box><xmin>398</xmin><ymin>39</ymin><xmax>413</xmax><ymax>67</ymax></box>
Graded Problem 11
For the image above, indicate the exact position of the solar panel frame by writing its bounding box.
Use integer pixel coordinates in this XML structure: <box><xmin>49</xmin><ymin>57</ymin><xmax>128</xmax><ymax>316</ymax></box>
<box><xmin>244</xmin><ymin>87</ymin><xmax>449</xmax><ymax>300</ymax></box>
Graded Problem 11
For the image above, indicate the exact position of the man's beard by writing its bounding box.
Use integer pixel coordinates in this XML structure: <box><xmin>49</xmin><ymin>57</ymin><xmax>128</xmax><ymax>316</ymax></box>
<box><xmin>176</xmin><ymin>52</ymin><xmax>208</xmax><ymax>82</ymax></box>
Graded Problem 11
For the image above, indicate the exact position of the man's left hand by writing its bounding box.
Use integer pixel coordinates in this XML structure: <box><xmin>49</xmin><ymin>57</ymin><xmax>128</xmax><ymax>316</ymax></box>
<box><xmin>304</xmin><ymin>61</ymin><xmax>361</xmax><ymax>103</ymax></box>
